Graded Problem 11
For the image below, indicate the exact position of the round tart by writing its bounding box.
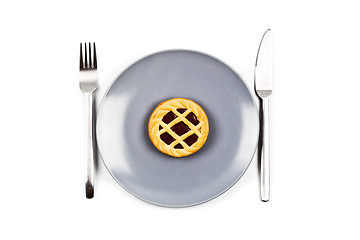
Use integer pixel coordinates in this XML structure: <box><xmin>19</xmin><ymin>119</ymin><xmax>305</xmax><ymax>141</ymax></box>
<box><xmin>148</xmin><ymin>98</ymin><xmax>209</xmax><ymax>157</ymax></box>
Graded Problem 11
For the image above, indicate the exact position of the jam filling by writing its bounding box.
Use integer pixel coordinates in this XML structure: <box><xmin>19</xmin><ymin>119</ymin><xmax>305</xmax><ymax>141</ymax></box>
<box><xmin>160</xmin><ymin>132</ymin><xmax>175</xmax><ymax>145</ymax></box>
<box><xmin>183</xmin><ymin>134</ymin><xmax>199</xmax><ymax>146</ymax></box>
<box><xmin>171</xmin><ymin>122</ymin><xmax>190</xmax><ymax>136</ymax></box>
<box><xmin>162</xmin><ymin>111</ymin><xmax>177</xmax><ymax>124</ymax></box>
<box><xmin>159</xmin><ymin>108</ymin><xmax>201</xmax><ymax>147</ymax></box>
<box><xmin>174</xmin><ymin>143</ymin><xmax>183</xmax><ymax>149</ymax></box>
<box><xmin>185</xmin><ymin>112</ymin><xmax>199</xmax><ymax>126</ymax></box>
<box><xmin>177</xmin><ymin>108</ymin><xmax>187</xmax><ymax>114</ymax></box>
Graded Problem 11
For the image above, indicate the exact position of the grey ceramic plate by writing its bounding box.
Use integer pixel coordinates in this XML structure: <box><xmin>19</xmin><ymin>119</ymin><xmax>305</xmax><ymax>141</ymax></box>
<box><xmin>97</xmin><ymin>50</ymin><xmax>259</xmax><ymax>207</ymax></box>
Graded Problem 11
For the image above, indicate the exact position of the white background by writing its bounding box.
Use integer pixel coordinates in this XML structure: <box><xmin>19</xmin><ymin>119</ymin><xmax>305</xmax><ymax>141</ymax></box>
<box><xmin>0</xmin><ymin>0</ymin><xmax>359</xmax><ymax>239</ymax></box>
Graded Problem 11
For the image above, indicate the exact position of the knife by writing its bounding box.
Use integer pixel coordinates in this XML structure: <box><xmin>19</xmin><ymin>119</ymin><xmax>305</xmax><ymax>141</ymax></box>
<box><xmin>255</xmin><ymin>29</ymin><xmax>273</xmax><ymax>202</ymax></box>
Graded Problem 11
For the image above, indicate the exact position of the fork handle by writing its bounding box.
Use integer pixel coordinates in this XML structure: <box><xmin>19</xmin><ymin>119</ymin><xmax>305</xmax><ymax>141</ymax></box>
<box><xmin>260</xmin><ymin>98</ymin><xmax>270</xmax><ymax>202</ymax></box>
<box><xmin>85</xmin><ymin>92</ymin><xmax>94</xmax><ymax>199</ymax></box>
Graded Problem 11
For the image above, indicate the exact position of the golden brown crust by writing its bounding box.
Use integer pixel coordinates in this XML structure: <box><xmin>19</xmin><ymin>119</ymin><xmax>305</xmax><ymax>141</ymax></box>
<box><xmin>148</xmin><ymin>98</ymin><xmax>209</xmax><ymax>157</ymax></box>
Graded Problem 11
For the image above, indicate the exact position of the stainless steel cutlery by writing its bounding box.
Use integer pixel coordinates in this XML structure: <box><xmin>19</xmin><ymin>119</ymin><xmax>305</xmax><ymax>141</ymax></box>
<box><xmin>79</xmin><ymin>42</ymin><xmax>98</xmax><ymax>199</ymax></box>
<box><xmin>255</xmin><ymin>29</ymin><xmax>273</xmax><ymax>202</ymax></box>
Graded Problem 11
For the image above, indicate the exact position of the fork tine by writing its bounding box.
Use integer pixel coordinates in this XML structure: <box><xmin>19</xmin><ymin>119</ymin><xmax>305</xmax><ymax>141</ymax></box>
<box><xmin>88</xmin><ymin>42</ymin><xmax>92</xmax><ymax>68</ymax></box>
<box><xmin>84</xmin><ymin>43</ymin><xmax>88</xmax><ymax>68</ymax></box>
<box><xmin>93</xmin><ymin>42</ymin><xmax>97</xmax><ymax>69</ymax></box>
<box><xmin>80</xmin><ymin>43</ymin><xmax>83</xmax><ymax>70</ymax></box>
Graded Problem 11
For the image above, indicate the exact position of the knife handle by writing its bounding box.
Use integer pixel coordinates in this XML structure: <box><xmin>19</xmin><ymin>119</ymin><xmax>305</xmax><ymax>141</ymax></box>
<box><xmin>260</xmin><ymin>97</ymin><xmax>270</xmax><ymax>202</ymax></box>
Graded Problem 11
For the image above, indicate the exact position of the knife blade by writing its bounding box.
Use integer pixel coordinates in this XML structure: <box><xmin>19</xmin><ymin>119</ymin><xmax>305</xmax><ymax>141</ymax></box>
<box><xmin>255</xmin><ymin>29</ymin><xmax>273</xmax><ymax>202</ymax></box>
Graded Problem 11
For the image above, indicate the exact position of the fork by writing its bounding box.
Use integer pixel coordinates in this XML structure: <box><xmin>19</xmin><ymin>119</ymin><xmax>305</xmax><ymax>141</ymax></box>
<box><xmin>79</xmin><ymin>42</ymin><xmax>98</xmax><ymax>199</ymax></box>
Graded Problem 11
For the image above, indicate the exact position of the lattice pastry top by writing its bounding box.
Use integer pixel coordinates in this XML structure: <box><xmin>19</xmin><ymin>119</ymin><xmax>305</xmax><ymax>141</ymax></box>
<box><xmin>148</xmin><ymin>98</ymin><xmax>209</xmax><ymax>157</ymax></box>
